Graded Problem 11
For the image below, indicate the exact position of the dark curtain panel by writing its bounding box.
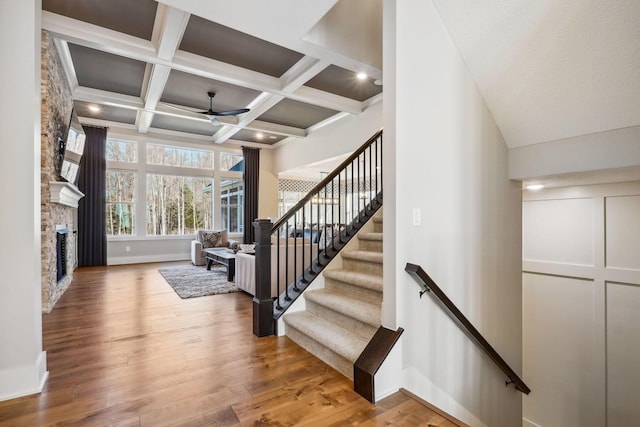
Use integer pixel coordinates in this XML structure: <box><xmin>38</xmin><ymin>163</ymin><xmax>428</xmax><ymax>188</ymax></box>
<box><xmin>242</xmin><ymin>146</ymin><xmax>260</xmax><ymax>244</ymax></box>
<box><xmin>77</xmin><ymin>126</ymin><xmax>107</xmax><ymax>267</ymax></box>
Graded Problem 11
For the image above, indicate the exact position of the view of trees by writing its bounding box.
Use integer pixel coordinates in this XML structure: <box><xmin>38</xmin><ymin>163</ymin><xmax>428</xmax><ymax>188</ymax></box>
<box><xmin>220</xmin><ymin>152</ymin><xmax>243</xmax><ymax>171</ymax></box>
<box><xmin>147</xmin><ymin>144</ymin><xmax>213</xmax><ymax>169</ymax></box>
<box><xmin>106</xmin><ymin>170</ymin><xmax>135</xmax><ymax>235</ymax></box>
<box><xmin>146</xmin><ymin>174</ymin><xmax>212</xmax><ymax>236</ymax></box>
<box><xmin>106</xmin><ymin>139</ymin><xmax>137</xmax><ymax>236</ymax></box>
<box><xmin>106</xmin><ymin>138</ymin><xmax>137</xmax><ymax>163</ymax></box>
<box><xmin>105</xmin><ymin>138</ymin><xmax>240</xmax><ymax>237</ymax></box>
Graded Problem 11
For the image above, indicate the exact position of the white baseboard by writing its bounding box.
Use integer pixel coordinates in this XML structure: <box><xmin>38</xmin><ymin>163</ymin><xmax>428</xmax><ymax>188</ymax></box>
<box><xmin>402</xmin><ymin>366</ymin><xmax>487</xmax><ymax>427</ymax></box>
<box><xmin>523</xmin><ymin>417</ymin><xmax>543</xmax><ymax>427</ymax></box>
<box><xmin>0</xmin><ymin>351</ymin><xmax>48</xmax><ymax>402</ymax></box>
<box><xmin>107</xmin><ymin>253</ymin><xmax>189</xmax><ymax>265</ymax></box>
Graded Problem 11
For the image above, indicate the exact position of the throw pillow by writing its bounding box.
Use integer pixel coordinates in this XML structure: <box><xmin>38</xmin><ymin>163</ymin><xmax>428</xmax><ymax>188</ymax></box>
<box><xmin>198</xmin><ymin>230</ymin><xmax>222</xmax><ymax>249</ymax></box>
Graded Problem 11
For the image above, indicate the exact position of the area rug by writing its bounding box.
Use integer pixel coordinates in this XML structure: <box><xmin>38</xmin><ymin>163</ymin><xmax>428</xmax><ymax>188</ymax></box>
<box><xmin>158</xmin><ymin>264</ymin><xmax>239</xmax><ymax>299</ymax></box>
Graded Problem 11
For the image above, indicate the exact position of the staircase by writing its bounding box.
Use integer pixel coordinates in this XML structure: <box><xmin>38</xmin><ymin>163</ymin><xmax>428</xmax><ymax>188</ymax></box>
<box><xmin>283</xmin><ymin>212</ymin><xmax>383</xmax><ymax>379</ymax></box>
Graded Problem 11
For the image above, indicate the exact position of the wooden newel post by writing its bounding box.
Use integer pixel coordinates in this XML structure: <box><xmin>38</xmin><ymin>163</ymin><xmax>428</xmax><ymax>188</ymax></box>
<box><xmin>253</xmin><ymin>219</ymin><xmax>274</xmax><ymax>337</ymax></box>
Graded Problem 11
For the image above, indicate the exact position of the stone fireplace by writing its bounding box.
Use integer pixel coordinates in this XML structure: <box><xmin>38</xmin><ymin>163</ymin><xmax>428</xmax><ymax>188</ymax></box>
<box><xmin>41</xmin><ymin>31</ymin><xmax>83</xmax><ymax>313</ymax></box>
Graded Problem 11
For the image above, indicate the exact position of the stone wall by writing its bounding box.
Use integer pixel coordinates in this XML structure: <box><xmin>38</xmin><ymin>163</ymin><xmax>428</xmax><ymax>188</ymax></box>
<box><xmin>41</xmin><ymin>31</ymin><xmax>75</xmax><ymax>313</ymax></box>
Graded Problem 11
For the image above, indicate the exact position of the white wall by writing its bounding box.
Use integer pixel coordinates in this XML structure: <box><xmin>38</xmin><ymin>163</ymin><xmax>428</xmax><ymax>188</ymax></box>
<box><xmin>509</xmin><ymin>125</ymin><xmax>640</xmax><ymax>181</ymax></box>
<box><xmin>258</xmin><ymin>148</ymin><xmax>279</xmax><ymax>220</ymax></box>
<box><xmin>522</xmin><ymin>181</ymin><xmax>640</xmax><ymax>427</ymax></box>
<box><xmin>0</xmin><ymin>0</ymin><xmax>48</xmax><ymax>401</ymax></box>
<box><xmin>386</xmin><ymin>1</ymin><xmax>523</xmax><ymax>426</ymax></box>
<box><xmin>107</xmin><ymin>237</ymin><xmax>194</xmax><ymax>265</ymax></box>
<box><xmin>272</xmin><ymin>101</ymin><xmax>382</xmax><ymax>175</ymax></box>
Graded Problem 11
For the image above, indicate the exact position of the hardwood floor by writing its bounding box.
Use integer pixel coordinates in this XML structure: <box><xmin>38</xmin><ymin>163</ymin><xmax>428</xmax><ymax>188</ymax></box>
<box><xmin>0</xmin><ymin>263</ymin><xmax>459</xmax><ymax>426</ymax></box>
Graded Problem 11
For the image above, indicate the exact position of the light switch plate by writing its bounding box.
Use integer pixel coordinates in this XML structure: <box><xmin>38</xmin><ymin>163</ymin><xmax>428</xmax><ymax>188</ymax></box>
<box><xmin>412</xmin><ymin>208</ymin><xmax>421</xmax><ymax>226</ymax></box>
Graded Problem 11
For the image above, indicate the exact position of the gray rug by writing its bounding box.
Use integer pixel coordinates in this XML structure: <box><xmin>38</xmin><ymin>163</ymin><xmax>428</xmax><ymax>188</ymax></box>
<box><xmin>159</xmin><ymin>264</ymin><xmax>239</xmax><ymax>299</ymax></box>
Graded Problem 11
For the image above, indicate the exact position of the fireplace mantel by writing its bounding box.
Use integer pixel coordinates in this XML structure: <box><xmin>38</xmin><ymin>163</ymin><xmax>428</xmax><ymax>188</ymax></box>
<box><xmin>50</xmin><ymin>181</ymin><xmax>85</xmax><ymax>208</ymax></box>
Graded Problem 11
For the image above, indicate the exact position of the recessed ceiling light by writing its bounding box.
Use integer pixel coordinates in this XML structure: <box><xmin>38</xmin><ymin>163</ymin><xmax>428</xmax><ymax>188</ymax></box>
<box><xmin>88</xmin><ymin>105</ymin><xmax>101</xmax><ymax>113</ymax></box>
<box><xmin>269</xmin><ymin>135</ymin><xmax>277</xmax><ymax>140</ymax></box>
<box><xmin>256</xmin><ymin>133</ymin><xmax>264</xmax><ymax>140</ymax></box>
<box><xmin>526</xmin><ymin>183</ymin><xmax>544</xmax><ymax>191</ymax></box>
<box><xmin>356</xmin><ymin>72</ymin><xmax>367</xmax><ymax>80</ymax></box>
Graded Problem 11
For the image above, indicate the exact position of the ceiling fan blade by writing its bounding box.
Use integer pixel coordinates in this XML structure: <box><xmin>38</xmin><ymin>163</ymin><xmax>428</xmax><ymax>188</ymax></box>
<box><xmin>208</xmin><ymin>108</ymin><xmax>251</xmax><ymax>117</ymax></box>
<box><xmin>164</xmin><ymin>103</ymin><xmax>200</xmax><ymax>114</ymax></box>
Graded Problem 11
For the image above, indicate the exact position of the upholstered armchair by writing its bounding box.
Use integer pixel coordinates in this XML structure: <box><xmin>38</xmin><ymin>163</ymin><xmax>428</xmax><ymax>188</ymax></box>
<box><xmin>190</xmin><ymin>229</ymin><xmax>238</xmax><ymax>266</ymax></box>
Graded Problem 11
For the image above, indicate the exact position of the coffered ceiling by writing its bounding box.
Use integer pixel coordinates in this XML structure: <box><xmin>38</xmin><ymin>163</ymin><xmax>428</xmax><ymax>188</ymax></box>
<box><xmin>42</xmin><ymin>0</ymin><xmax>383</xmax><ymax>147</ymax></box>
<box><xmin>43</xmin><ymin>0</ymin><xmax>639</xmax><ymax>178</ymax></box>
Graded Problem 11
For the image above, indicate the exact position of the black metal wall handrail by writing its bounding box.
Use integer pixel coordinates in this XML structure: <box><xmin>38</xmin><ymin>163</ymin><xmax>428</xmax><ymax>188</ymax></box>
<box><xmin>405</xmin><ymin>263</ymin><xmax>531</xmax><ymax>395</ymax></box>
<box><xmin>252</xmin><ymin>131</ymin><xmax>383</xmax><ymax>337</ymax></box>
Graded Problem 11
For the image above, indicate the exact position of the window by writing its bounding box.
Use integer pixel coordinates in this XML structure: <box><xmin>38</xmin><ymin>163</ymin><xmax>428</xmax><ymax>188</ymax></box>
<box><xmin>106</xmin><ymin>138</ymin><xmax>243</xmax><ymax>238</ymax></box>
<box><xmin>106</xmin><ymin>139</ymin><xmax>137</xmax><ymax>162</ymax></box>
<box><xmin>106</xmin><ymin>170</ymin><xmax>136</xmax><ymax>236</ymax></box>
<box><xmin>220</xmin><ymin>152</ymin><xmax>243</xmax><ymax>171</ymax></box>
<box><xmin>220</xmin><ymin>179</ymin><xmax>243</xmax><ymax>233</ymax></box>
<box><xmin>146</xmin><ymin>174</ymin><xmax>213</xmax><ymax>236</ymax></box>
<box><xmin>146</xmin><ymin>144</ymin><xmax>213</xmax><ymax>169</ymax></box>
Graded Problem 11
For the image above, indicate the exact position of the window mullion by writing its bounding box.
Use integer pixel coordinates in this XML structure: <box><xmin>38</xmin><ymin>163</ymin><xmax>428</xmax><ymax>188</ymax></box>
<box><xmin>213</xmin><ymin>151</ymin><xmax>221</xmax><ymax>229</ymax></box>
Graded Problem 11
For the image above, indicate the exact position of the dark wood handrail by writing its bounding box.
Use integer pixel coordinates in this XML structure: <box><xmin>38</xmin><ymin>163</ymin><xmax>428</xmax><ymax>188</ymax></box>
<box><xmin>405</xmin><ymin>263</ymin><xmax>531</xmax><ymax>395</ymax></box>
<box><xmin>271</xmin><ymin>129</ymin><xmax>383</xmax><ymax>233</ymax></box>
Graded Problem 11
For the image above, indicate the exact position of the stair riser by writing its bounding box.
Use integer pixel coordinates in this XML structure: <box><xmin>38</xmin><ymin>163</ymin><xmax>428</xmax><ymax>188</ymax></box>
<box><xmin>343</xmin><ymin>258</ymin><xmax>383</xmax><ymax>276</ymax></box>
<box><xmin>285</xmin><ymin>325</ymin><xmax>354</xmax><ymax>379</ymax></box>
<box><xmin>305</xmin><ymin>300</ymin><xmax>378</xmax><ymax>341</ymax></box>
<box><xmin>325</xmin><ymin>278</ymin><xmax>382</xmax><ymax>305</ymax></box>
<box><xmin>282</xmin><ymin>213</ymin><xmax>383</xmax><ymax>381</ymax></box>
<box><xmin>358</xmin><ymin>239</ymin><xmax>383</xmax><ymax>252</ymax></box>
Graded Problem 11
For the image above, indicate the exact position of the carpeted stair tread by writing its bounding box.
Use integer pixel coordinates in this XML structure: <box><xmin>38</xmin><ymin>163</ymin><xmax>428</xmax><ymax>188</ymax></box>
<box><xmin>342</xmin><ymin>250</ymin><xmax>383</xmax><ymax>264</ymax></box>
<box><xmin>305</xmin><ymin>289</ymin><xmax>381</xmax><ymax>327</ymax></box>
<box><xmin>284</xmin><ymin>310</ymin><xmax>368</xmax><ymax>363</ymax></box>
<box><xmin>358</xmin><ymin>232</ymin><xmax>383</xmax><ymax>241</ymax></box>
<box><xmin>323</xmin><ymin>269</ymin><xmax>383</xmax><ymax>292</ymax></box>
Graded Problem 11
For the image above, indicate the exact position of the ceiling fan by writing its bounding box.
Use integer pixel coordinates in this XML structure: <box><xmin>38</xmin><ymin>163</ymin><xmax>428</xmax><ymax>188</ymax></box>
<box><xmin>166</xmin><ymin>92</ymin><xmax>250</xmax><ymax>126</ymax></box>
<box><xmin>170</xmin><ymin>91</ymin><xmax>250</xmax><ymax>125</ymax></box>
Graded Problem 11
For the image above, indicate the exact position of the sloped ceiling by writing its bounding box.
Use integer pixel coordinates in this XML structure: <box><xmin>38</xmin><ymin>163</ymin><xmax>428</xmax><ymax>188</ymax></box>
<box><xmin>433</xmin><ymin>0</ymin><xmax>640</xmax><ymax>149</ymax></box>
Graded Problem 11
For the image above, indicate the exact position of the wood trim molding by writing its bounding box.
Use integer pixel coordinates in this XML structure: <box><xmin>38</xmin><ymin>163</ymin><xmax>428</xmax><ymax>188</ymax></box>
<box><xmin>353</xmin><ymin>326</ymin><xmax>403</xmax><ymax>403</ymax></box>
<box><xmin>50</xmin><ymin>181</ymin><xmax>84</xmax><ymax>208</ymax></box>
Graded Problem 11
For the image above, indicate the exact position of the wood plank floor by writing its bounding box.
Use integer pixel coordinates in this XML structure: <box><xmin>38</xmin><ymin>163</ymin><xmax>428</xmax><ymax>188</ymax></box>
<box><xmin>0</xmin><ymin>262</ymin><xmax>459</xmax><ymax>426</ymax></box>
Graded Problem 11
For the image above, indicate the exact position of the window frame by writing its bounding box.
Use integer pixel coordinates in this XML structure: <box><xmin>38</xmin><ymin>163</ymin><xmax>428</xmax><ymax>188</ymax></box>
<box><xmin>105</xmin><ymin>169</ymin><xmax>137</xmax><ymax>237</ymax></box>
<box><xmin>145</xmin><ymin>172</ymin><xmax>214</xmax><ymax>237</ymax></box>
<box><xmin>105</xmin><ymin>135</ymin><xmax>244</xmax><ymax>241</ymax></box>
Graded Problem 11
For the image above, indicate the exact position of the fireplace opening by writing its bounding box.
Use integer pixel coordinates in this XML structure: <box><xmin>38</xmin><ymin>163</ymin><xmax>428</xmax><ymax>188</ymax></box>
<box><xmin>56</xmin><ymin>228</ymin><xmax>68</xmax><ymax>283</ymax></box>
